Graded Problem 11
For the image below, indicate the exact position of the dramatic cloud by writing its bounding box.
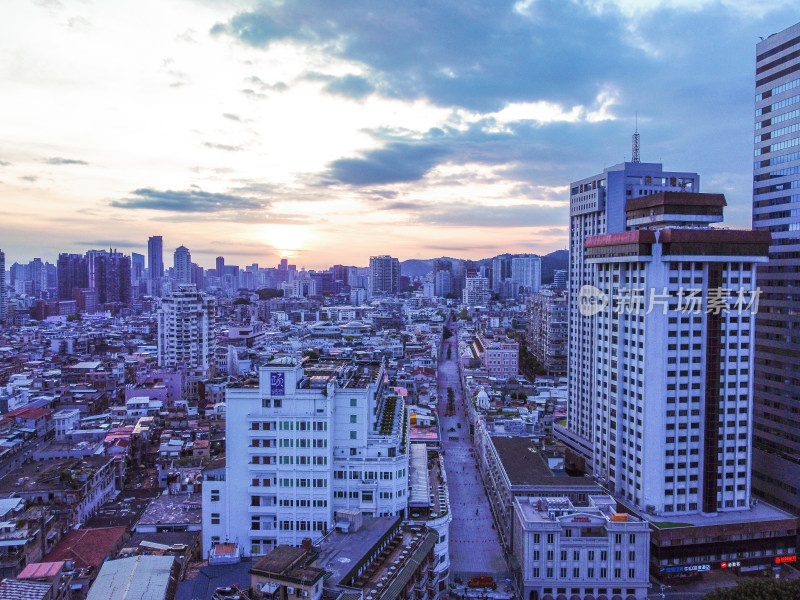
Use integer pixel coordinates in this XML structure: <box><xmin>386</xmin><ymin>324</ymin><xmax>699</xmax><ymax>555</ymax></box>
<box><xmin>111</xmin><ymin>188</ymin><xmax>265</xmax><ymax>213</ymax></box>
<box><xmin>326</xmin><ymin>143</ymin><xmax>449</xmax><ymax>185</ymax></box>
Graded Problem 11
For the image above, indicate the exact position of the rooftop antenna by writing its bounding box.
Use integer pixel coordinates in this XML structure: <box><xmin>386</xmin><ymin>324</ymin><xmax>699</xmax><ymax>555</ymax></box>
<box><xmin>632</xmin><ymin>113</ymin><xmax>640</xmax><ymax>163</ymax></box>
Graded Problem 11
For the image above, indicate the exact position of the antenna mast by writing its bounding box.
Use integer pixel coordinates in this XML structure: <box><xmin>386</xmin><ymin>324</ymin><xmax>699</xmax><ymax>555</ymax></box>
<box><xmin>632</xmin><ymin>113</ymin><xmax>640</xmax><ymax>163</ymax></box>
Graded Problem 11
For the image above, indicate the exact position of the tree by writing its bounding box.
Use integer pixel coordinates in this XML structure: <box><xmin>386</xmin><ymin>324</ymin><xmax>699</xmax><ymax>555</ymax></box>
<box><xmin>66</xmin><ymin>312</ymin><xmax>82</xmax><ymax>322</ymax></box>
<box><xmin>256</xmin><ymin>288</ymin><xmax>283</xmax><ymax>300</ymax></box>
<box><xmin>700</xmin><ymin>578</ymin><xmax>800</xmax><ymax>600</ymax></box>
<box><xmin>442</xmin><ymin>326</ymin><xmax>454</xmax><ymax>340</ymax></box>
<box><xmin>232</xmin><ymin>297</ymin><xmax>250</xmax><ymax>305</ymax></box>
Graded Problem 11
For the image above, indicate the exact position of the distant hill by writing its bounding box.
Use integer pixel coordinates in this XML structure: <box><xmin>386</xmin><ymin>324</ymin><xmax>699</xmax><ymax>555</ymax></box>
<box><xmin>400</xmin><ymin>250</ymin><xmax>569</xmax><ymax>284</ymax></box>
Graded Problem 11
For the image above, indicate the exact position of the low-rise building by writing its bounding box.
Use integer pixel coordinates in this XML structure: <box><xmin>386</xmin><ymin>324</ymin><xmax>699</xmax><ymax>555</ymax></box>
<box><xmin>512</xmin><ymin>495</ymin><xmax>650</xmax><ymax>600</ymax></box>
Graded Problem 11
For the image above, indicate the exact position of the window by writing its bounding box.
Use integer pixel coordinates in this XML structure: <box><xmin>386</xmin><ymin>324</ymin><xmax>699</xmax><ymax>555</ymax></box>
<box><xmin>211</xmin><ymin>513</ymin><xmax>220</xmax><ymax>525</ymax></box>
<box><xmin>350</xmin><ymin>399</ymin><xmax>357</xmax><ymax>407</ymax></box>
<box><xmin>350</xmin><ymin>415</ymin><xmax>357</xmax><ymax>423</ymax></box>
<box><xmin>211</xmin><ymin>489</ymin><xmax>220</xmax><ymax>502</ymax></box>
<box><xmin>350</xmin><ymin>431</ymin><xmax>357</xmax><ymax>439</ymax></box>
<box><xmin>274</xmin><ymin>399</ymin><xmax>282</xmax><ymax>408</ymax></box>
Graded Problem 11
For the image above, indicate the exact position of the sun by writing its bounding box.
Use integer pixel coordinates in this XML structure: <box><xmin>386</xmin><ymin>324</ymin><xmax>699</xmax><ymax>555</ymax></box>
<box><xmin>266</xmin><ymin>225</ymin><xmax>311</xmax><ymax>258</ymax></box>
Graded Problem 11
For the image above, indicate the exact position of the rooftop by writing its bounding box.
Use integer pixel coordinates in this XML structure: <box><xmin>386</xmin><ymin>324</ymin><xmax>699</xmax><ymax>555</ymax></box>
<box><xmin>45</xmin><ymin>526</ymin><xmax>128</xmax><ymax>569</ymax></box>
<box><xmin>86</xmin><ymin>555</ymin><xmax>175</xmax><ymax>600</ymax></box>
<box><xmin>491</xmin><ymin>436</ymin><xmax>599</xmax><ymax>489</ymax></box>
<box><xmin>315</xmin><ymin>516</ymin><xmax>401</xmax><ymax>587</ymax></box>
<box><xmin>251</xmin><ymin>545</ymin><xmax>325</xmax><ymax>585</ymax></box>
<box><xmin>136</xmin><ymin>493</ymin><xmax>202</xmax><ymax>527</ymax></box>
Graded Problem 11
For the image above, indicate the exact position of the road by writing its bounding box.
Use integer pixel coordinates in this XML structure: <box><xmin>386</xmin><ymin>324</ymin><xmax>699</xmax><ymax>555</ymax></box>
<box><xmin>438</xmin><ymin>323</ymin><xmax>508</xmax><ymax>580</ymax></box>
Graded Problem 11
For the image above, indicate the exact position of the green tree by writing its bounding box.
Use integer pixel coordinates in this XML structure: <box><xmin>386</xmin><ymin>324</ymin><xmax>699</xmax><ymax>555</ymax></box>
<box><xmin>700</xmin><ymin>578</ymin><xmax>800</xmax><ymax>600</ymax></box>
<box><xmin>442</xmin><ymin>326</ymin><xmax>454</xmax><ymax>340</ymax></box>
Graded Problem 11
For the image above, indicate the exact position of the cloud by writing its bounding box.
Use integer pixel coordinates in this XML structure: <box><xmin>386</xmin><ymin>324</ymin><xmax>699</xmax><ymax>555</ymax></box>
<box><xmin>222</xmin><ymin>113</ymin><xmax>241</xmax><ymax>121</ymax></box>
<box><xmin>389</xmin><ymin>200</ymin><xmax>568</xmax><ymax>229</ymax></box>
<box><xmin>0</xmin><ymin>161</ymin><xmax>10</xmax><ymax>167</ymax></box>
<box><xmin>19</xmin><ymin>175</ymin><xmax>38</xmax><ymax>182</ymax></box>
<box><xmin>203</xmin><ymin>142</ymin><xmax>244</xmax><ymax>152</ymax></box>
<box><xmin>323</xmin><ymin>74</ymin><xmax>374</xmax><ymax>99</ymax></box>
<box><xmin>44</xmin><ymin>157</ymin><xmax>88</xmax><ymax>165</ymax></box>
<box><xmin>111</xmin><ymin>188</ymin><xmax>265</xmax><ymax>213</ymax></box>
<box><xmin>326</xmin><ymin>142</ymin><xmax>449</xmax><ymax>185</ymax></box>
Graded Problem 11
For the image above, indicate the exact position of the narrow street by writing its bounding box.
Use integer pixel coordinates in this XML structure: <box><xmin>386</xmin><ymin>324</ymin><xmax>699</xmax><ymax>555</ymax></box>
<box><xmin>438</xmin><ymin>323</ymin><xmax>508</xmax><ymax>581</ymax></box>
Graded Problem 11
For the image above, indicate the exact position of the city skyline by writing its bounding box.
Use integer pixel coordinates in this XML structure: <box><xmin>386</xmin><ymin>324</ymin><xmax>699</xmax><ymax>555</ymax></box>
<box><xmin>1</xmin><ymin>1</ymin><xmax>797</xmax><ymax>268</ymax></box>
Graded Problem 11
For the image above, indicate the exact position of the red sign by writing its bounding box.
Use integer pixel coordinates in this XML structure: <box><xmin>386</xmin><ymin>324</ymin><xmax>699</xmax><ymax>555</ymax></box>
<box><xmin>572</xmin><ymin>516</ymin><xmax>590</xmax><ymax>522</ymax></box>
<box><xmin>775</xmin><ymin>555</ymin><xmax>797</xmax><ymax>564</ymax></box>
<box><xmin>721</xmin><ymin>562</ymin><xmax>727</xmax><ymax>569</ymax></box>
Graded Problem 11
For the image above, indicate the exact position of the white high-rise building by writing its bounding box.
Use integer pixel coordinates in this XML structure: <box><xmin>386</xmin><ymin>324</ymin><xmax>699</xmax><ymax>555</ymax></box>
<box><xmin>173</xmin><ymin>245</ymin><xmax>192</xmax><ymax>284</ymax></box>
<box><xmin>563</xmin><ymin>162</ymin><xmax>700</xmax><ymax>471</ymax></box>
<box><xmin>202</xmin><ymin>358</ymin><xmax>410</xmax><ymax>558</ymax></box>
<box><xmin>510</xmin><ymin>254</ymin><xmax>542</xmax><ymax>296</ymax></box>
<box><xmin>588</xmin><ymin>190</ymin><xmax>769</xmax><ymax>515</ymax></box>
<box><xmin>157</xmin><ymin>284</ymin><xmax>216</xmax><ymax>376</ymax></box>
<box><xmin>462</xmin><ymin>274</ymin><xmax>490</xmax><ymax>306</ymax></box>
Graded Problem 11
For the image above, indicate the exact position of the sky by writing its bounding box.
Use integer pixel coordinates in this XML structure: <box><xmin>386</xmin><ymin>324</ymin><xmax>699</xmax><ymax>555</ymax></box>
<box><xmin>0</xmin><ymin>0</ymin><xmax>798</xmax><ymax>270</ymax></box>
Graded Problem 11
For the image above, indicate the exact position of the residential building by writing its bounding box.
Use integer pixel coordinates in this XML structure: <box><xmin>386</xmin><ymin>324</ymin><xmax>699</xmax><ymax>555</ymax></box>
<box><xmin>563</xmin><ymin>161</ymin><xmax>700</xmax><ymax>472</ymax></box>
<box><xmin>527</xmin><ymin>290</ymin><xmax>568</xmax><ymax>376</ymax></box>
<box><xmin>553</xmin><ymin>269</ymin><xmax>567</xmax><ymax>291</ymax></box>
<box><xmin>56</xmin><ymin>253</ymin><xmax>87</xmax><ymax>302</ymax></box>
<box><xmin>474</xmin><ymin>333</ymin><xmax>518</xmax><ymax>379</ymax></box>
<box><xmin>462</xmin><ymin>273</ymin><xmax>490</xmax><ymax>306</ymax></box>
<box><xmin>173</xmin><ymin>246</ymin><xmax>192</xmax><ymax>285</ymax></box>
<box><xmin>752</xmin><ymin>20</ymin><xmax>800</xmax><ymax>515</ymax></box>
<box><xmin>202</xmin><ymin>358</ymin><xmax>409</xmax><ymax>558</ymax></box>
<box><xmin>369</xmin><ymin>255</ymin><xmax>400</xmax><ymax>297</ymax></box>
<box><xmin>156</xmin><ymin>285</ymin><xmax>216</xmax><ymax>377</ymax></box>
<box><xmin>511</xmin><ymin>254</ymin><xmax>542</xmax><ymax>297</ymax></box>
<box><xmin>512</xmin><ymin>495</ymin><xmax>650</xmax><ymax>600</ymax></box>
<box><xmin>148</xmin><ymin>235</ymin><xmax>164</xmax><ymax>296</ymax></box>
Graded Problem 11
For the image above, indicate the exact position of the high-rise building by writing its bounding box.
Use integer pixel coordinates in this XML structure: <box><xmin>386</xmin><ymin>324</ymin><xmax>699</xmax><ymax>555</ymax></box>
<box><xmin>84</xmin><ymin>249</ymin><xmax>131</xmax><ymax>306</ymax></box>
<box><xmin>563</xmin><ymin>161</ymin><xmax>700</xmax><ymax>470</ymax></box>
<box><xmin>462</xmin><ymin>272</ymin><xmax>490</xmax><ymax>306</ymax></box>
<box><xmin>173</xmin><ymin>245</ymin><xmax>192</xmax><ymax>285</ymax></box>
<box><xmin>752</xmin><ymin>21</ymin><xmax>800</xmax><ymax>514</ymax></box>
<box><xmin>157</xmin><ymin>284</ymin><xmax>216</xmax><ymax>376</ymax></box>
<box><xmin>0</xmin><ymin>249</ymin><xmax>5</xmax><ymax>323</ymax></box>
<box><xmin>527</xmin><ymin>289</ymin><xmax>568</xmax><ymax>376</ymax></box>
<box><xmin>588</xmin><ymin>191</ymin><xmax>769</xmax><ymax>516</ymax></box>
<box><xmin>510</xmin><ymin>254</ymin><xmax>542</xmax><ymax>297</ymax></box>
<box><xmin>202</xmin><ymin>358</ymin><xmax>410</xmax><ymax>557</ymax></box>
<box><xmin>368</xmin><ymin>255</ymin><xmax>400</xmax><ymax>297</ymax></box>
<box><xmin>57</xmin><ymin>253</ymin><xmax>88</xmax><ymax>301</ymax></box>
<box><xmin>148</xmin><ymin>236</ymin><xmax>164</xmax><ymax>296</ymax></box>
<box><xmin>131</xmin><ymin>253</ymin><xmax>145</xmax><ymax>280</ymax></box>
<box><xmin>553</xmin><ymin>269</ymin><xmax>568</xmax><ymax>290</ymax></box>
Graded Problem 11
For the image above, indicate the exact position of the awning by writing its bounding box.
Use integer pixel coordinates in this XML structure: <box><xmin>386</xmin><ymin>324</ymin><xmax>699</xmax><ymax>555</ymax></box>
<box><xmin>261</xmin><ymin>582</ymin><xmax>280</xmax><ymax>594</ymax></box>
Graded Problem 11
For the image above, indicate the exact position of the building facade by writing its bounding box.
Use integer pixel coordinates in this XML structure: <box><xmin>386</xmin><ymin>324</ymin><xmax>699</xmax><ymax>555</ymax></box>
<box><xmin>202</xmin><ymin>358</ymin><xmax>409</xmax><ymax>558</ymax></box>
<box><xmin>369</xmin><ymin>255</ymin><xmax>401</xmax><ymax>297</ymax></box>
<box><xmin>527</xmin><ymin>290</ymin><xmax>568</xmax><ymax>376</ymax></box>
<box><xmin>463</xmin><ymin>274</ymin><xmax>490</xmax><ymax>306</ymax></box>
<box><xmin>512</xmin><ymin>495</ymin><xmax>651</xmax><ymax>600</ymax></box>
<box><xmin>587</xmin><ymin>192</ymin><xmax>769</xmax><ymax>515</ymax></box>
<box><xmin>148</xmin><ymin>235</ymin><xmax>164</xmax><ymax>296</ymax></box>
<box><xmin>752</xmin><ymin>20</ymin><xmax>800</xmax><ymax>514</ymax></box>
<box><xmin>173</xmin><ymin>245</ymin><xmax>192</xmax><ymax>285</ymax></box>
<box><xmin>157</xmin><ymin>285</ymin><xmax>216</xmax><ymax>376</ymax></box>
<box><xmin>565</xmin><ymin>161</ymin><xmax>700</xmax><ymax>472</ymax></box>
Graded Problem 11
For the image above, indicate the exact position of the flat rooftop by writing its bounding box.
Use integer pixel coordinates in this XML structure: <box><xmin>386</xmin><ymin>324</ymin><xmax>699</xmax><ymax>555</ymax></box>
<box><xmin>136</xmin><ymin>493</ymin><xmax>202</xmax><ymax>526</ymax></box>
<box><xmin>631</xmin><ymin>500</ymin><xmax>798</xmax><ymax>529</ymax></box>
<box><xmin>491</xmin><ymin>436</ymin><xmax>598</xmax><ymax>488</ymax></box>
<box><xmin>316</xmin><ymin>516</ymin><xmax>400</xmax><ymax>586</ymax></box>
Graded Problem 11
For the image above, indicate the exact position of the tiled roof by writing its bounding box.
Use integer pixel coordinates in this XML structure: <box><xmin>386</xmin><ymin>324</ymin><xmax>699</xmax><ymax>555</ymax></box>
<box><xmin>44</xmin><ymin>527</ymin><xmax>127</xmax><ymax>569</ymax></box>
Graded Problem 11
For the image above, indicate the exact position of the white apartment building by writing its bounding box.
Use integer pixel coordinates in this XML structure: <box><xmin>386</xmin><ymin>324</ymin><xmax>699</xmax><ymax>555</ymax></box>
<box><xmin>511</xmin><ymin>255</ymin><xmax>542</xmax><ymax>296</ymax></box>
<box><xmin>202</xmin><ymin>357</ymin><xmax>409</xmax><ymax>558</ymax></box>
<box><xmin>462</xmin><ymin>274</ymin><xmax>490</xmax><ymax>306</ymax></box>
<box><xmin>565</xmin><ymin>162</ymin><xmax>700</xmax><ymax>472</ymax></box>
<box><xmin>173</xmin><ymin>245</ymin><xmax>192</xmax><ymax>284</ymax></box>
<box><xmin>513</xmin><ymin>495</ymin><xmax>650</xmax><ymax>600</ymax></box>
<box><xmin>587</xmin><ymin>191</ymin><xmax>770</xmax><ymax>516</ymax></box>
<box><xmin>157</xmin><ymin>284</ymin><xmax>216</xmax><ymax>377</ymax></box>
